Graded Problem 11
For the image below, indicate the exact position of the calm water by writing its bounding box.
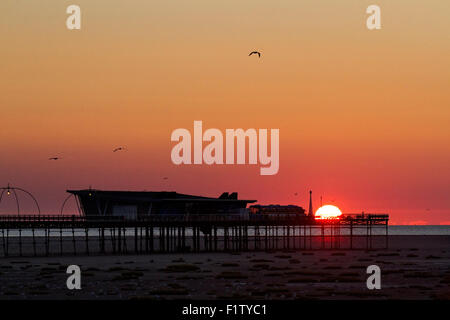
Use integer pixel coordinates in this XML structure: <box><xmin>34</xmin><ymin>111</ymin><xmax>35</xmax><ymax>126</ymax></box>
<box><xmin>388</xmin><ymin>225</ymin><xmax>450</xmax><ymax>235</ymax></box>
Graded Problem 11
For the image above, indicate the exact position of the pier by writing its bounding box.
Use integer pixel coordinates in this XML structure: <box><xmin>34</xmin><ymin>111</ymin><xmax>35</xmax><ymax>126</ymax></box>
<box><xmin>0</xmin><ymin>214</ymin><xmax>388</xmax><ymax>257</ymax></box>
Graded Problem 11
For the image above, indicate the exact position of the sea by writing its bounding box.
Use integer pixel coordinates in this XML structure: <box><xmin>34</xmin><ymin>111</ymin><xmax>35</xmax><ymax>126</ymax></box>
<box><xmin>386</xmin><ymin>225</ymin><xmax>450</xmax><ymax>235</ymax></box>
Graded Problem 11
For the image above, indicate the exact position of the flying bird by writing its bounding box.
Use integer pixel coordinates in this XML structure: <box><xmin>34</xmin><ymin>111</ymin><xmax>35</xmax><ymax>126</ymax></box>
<box><xmin>249</xmin><ymin>51</ymin><xmax>261</xmax><ymax>58</ymax></box>
<box><xmin>113</xmin><ymin>147</ymin><xmax>126</xmax><ymax>152</ymax></box>
<box><xmin>48</xmin><ymin>157</ymin><xmax>61</xmax><ymax>160</ymax></box>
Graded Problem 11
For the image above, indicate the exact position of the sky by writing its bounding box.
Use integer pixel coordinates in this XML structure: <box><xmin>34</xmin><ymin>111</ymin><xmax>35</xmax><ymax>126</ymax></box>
<box><xmin>0</xmin><ymin>0</ymin><xmax>449</xmax><ymax>224</ymax></box>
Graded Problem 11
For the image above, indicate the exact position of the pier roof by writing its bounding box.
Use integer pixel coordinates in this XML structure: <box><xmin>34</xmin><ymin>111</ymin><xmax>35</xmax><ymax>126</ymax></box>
<box><xmin>67</xmin><ymin>189</ymin><xmax>257</xmax><ymax>204</ymax></box>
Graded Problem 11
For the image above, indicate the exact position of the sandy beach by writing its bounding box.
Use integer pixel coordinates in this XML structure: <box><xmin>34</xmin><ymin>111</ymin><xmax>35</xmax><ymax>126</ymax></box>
<box><xmin>0</xmin><ymin>235</ymin><xmax>449</xmax><ymax>300</ymax></box>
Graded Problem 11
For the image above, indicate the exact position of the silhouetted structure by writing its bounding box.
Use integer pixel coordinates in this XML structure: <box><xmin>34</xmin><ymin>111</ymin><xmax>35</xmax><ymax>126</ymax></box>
<box><xmin>0</xmin><ymin>213</ymin><xmax>389</xmax><ymax>257</ymax></box>
<box><xmin>0</xmin><ymin>189</ymin><xmax>390</xmax><ymax>257</ymax></box>
<box><xmin>67</xmin><ymin>189</ymin><xmax>256</xmax><ymax>219</ymax></box>
<box><xmin>308</xmin><ymin>190</ymin><xmax>314</xmax><ymax>218</ymax></box>
<box><xmin>249</xmin><ymin>204</ymin><xmax>306</xmax><ymax>216</ymax></box>
<box><xmin>0</xmin><ymin>184</ymin><xmax>41</xmax><ymax>215</ymax></box>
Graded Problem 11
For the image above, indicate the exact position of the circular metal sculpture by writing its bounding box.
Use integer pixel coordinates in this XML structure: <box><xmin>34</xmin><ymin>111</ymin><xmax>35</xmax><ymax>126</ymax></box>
<box><xmin>0</xmin><ymin>183</ymin><xmax>41</xmax><ymax>216</ymax></box>
<box><xmin>60</xmin><ymin>193</ymin><xmax>82</xmax><ymax>216</ymax></box>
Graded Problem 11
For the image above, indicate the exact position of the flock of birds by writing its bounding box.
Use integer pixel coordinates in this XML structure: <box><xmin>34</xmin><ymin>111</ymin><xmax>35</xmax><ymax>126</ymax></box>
<box><xmin>48</xmin><ymin>146</ymin><xmax>173</xmax><ymax>179</ymax></box>
<box><xmin>47</xmin><ymin>50</ymin><xmax>262</xmax><ymax>162</ymax></box>
<box><xmin>48</xmin><ymin>146</ymin><xmax>169</xmax><ymax>181</ymax></box>
<box><xmin>47</xmin><ymin>50</ymin><xmax>262</xmax><ymax>181</ymax></box>
<box><xmin>48</xmin><ymin>146</ymin><xmax>126</xmax><ymax>161</ymax></box>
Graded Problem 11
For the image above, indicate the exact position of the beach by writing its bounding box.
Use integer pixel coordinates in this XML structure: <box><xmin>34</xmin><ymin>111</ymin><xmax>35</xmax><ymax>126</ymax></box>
<box><xmin>0</xmin><ymin>235</ymin><xmax>449</xmax><ymax>300</ymax></box>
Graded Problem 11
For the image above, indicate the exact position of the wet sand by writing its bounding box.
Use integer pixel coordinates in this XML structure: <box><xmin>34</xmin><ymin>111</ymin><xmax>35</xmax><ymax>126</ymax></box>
<box><xmin>0</xmin><ymin>236</ymin><xmax>449</xmax><ymax>300</ymax></box>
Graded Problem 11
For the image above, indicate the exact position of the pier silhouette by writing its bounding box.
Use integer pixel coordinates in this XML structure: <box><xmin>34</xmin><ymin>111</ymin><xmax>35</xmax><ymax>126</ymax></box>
<box><xmin>0</xmin><ymin>213</ymin><xmax>388</xmax><ymax>257</ymax></box>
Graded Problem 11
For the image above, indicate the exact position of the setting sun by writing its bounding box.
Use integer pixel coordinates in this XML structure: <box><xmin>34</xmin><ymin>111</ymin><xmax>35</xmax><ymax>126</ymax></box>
<box><xmin>315</xmin><ymin>205</ymin><xmax>343</xmax><ymax>220</ymax></box>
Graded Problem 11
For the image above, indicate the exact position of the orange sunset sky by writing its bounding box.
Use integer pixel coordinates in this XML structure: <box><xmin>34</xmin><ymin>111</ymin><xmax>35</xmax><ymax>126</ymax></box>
<box><xmin>1</xmin><ymin>1</ymin><xmax>449</xmax><ymax>224</ymax></box>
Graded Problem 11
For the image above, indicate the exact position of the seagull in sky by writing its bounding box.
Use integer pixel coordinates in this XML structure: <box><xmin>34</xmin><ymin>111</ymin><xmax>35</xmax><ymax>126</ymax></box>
<box><xmin>113</xmin><ymin>147</ymin><xmax>126</xmax><ymax>152</ymax></box>
<box><xmin>249</xmin><ymin>51</ymin><xmax>261</xmax><ymax>58</ymax></box>
<box><xmin>48</xmin><ymin>157</ymin><xmax>61</xmax><ymax>160</ymax></box>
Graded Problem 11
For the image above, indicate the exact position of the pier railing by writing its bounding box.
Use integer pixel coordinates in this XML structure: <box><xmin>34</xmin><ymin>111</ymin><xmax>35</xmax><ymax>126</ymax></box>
<box><xmin>0</xmin><ymin>213</ymin><xmax>388</xmax><ymax>226</ymax></box>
